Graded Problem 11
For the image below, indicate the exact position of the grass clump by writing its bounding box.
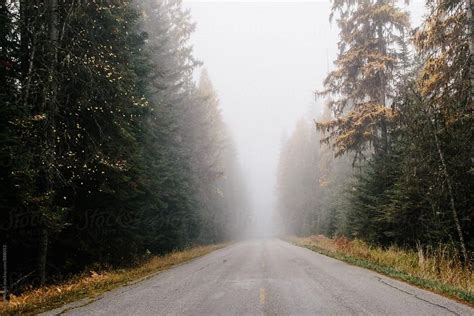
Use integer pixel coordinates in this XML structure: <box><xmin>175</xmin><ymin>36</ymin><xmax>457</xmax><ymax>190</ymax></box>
<box><xmin>2</xmin><ymin>245</ymin><xmax>223</xmax><ymax>315</ymax></box>
<box><xmin>292</xmin><ymin>235</ymin><xmax>473</xmax><ymax>306</ymax></box>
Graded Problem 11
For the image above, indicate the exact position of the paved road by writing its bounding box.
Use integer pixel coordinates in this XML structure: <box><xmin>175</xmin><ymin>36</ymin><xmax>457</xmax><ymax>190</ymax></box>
<box><xmin>45</xmin><ymin>239</ymin><xmax>473</xmax><ymax>315</ymax></box>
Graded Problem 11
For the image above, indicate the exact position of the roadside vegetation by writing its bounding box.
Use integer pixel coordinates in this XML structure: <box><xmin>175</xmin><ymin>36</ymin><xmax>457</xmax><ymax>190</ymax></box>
<box><xmin>277</xmin><ymin>0</ymin><xmax>473</xmax><ymax>292</ymax></box>
<box><xmin>1</xmin><ymin>245</ymin><xmax>222</xmax><ymax>316</ymax></box>
<box><xmin>1</xmin><ymin>0</ymin><xmax>249</xmax><ymax>298</ymax></box>
<box><xmin>293</xmin><ymin>236</ymin><xmax>473</xmax><ymax>306</ymax></box>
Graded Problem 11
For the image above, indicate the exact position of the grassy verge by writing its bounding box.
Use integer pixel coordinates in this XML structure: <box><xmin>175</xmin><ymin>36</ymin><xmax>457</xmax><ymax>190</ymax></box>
<box><xmin>2</xmin><ymin>244</ymin><xmax>223</xmax><ymax>315</ymax></box>
<box><xmin>291</xmin><ymin>235</ymin><xmax>473</xmax><ymax>306</ymax></box>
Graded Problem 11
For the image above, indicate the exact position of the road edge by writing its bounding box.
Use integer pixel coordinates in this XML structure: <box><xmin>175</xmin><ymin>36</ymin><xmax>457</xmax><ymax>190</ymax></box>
<box><xmin>3</xmin><ymin>244</ymin><xmax>227</xmax><ymax>316</ymax></box>
<box><xmin>289</xmin><ymin>238</ymin><xmax>474</xmax><ymax>308</ymax></box>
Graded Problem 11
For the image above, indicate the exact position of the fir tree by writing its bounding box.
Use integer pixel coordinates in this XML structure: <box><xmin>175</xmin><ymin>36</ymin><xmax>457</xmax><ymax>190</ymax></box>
<box><xmin>317</xmin><ymin>0</ymin><xmax>410</xmax><ymax>158</ymax></box>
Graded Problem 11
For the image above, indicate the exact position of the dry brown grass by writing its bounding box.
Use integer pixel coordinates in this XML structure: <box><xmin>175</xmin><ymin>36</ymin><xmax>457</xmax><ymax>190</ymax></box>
<box><xmin>2</xmin><ymin>244</ymin><xmax>223</xmax><ymax>315</ymax></box>
<box><xmin>293</xmin><ymin>235</ymin><xmax>473</xmax><ymax>305</ymax></box>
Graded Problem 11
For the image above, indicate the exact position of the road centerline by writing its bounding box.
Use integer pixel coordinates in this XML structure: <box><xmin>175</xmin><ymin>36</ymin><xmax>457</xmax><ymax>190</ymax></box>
<box><xmin>259</xmin><ymin>287</ymin><xmax>266</xmax><ymax>305</ymax></box>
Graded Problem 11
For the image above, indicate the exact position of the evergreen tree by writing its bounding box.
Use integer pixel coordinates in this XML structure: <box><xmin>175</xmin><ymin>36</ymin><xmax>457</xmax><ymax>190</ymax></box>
<box><xmin>317</xmin><ymin>0</ymin><xmax>410</xmax><ymax>158</ymax></box>
<box><xmin>276</xmin><ymin>108</ymin><xmax>355</xmax><ymax>237</ymax></box>
<box><xmin>0</xmin><ymin>0</ymin><xmax>249</xmax><ymax>292</ymax></box>
<box><xmin>136</xmin><ymin>0</ymin><xmax>201</xmax><ymax>252</ymax></box>
<box><xmin>413</xmin><ymin>0</ymin><xmax>473</xmax><ymax>261</ymax></box>
<box><xmin>187</xmin><ymin>70</ymin><xmax>227</xmax><ymax>242</ymax></box>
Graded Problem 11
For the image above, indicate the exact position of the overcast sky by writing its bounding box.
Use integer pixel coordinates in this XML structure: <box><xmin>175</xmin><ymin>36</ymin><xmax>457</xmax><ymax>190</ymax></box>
<box><xmin>183</xmin><ymin>0</ymin><xmax>425</xmax><ymax>234</ymax></box>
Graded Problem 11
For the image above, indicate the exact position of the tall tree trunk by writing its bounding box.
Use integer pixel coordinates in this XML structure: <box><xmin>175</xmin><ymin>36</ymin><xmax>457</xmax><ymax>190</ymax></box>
<box><xmin>428</xmin><ymin>108</ymin><xmax>468</xmax><ymax>263</ymax></box>
<box><xmin>467</xmin><ymin>0</ymin><xmax>474</xmax><ymax>105</ymax></box>
<box><xmin>49</xmin><ymin>0</ymin><xmax>58</xmax><ymax>46</ymax></box>
<box><xmin>19</xmin><ymin>0</ymin><xmax>29</xmax><ymax>77</ymax></box>
<box><xmin>38</xmin><ymin>0</ymin><xmax>59</xmax><ymax>286</ymax></box>
<box><xmin>433</xmin><ymin>130</ymin><xmax>468</xmax><ymax>263</ymax></box>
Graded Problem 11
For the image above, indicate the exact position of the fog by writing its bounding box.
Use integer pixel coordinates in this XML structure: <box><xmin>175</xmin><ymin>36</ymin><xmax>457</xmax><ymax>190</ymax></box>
<box><xmin>183</xmin><ymin>0</ymin><xmax>425</xmax><ymax>237</ymax></box>
<box><xmin>5</xmin><ymin>0</ymin><xmax>470</xmax><ymax>300</ymax></box>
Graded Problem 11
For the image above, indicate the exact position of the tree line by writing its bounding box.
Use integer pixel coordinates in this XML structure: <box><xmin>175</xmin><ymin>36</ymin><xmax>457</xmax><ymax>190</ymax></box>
<box><xmin>0</xmin><ymin>0</ymin><xmax>249</xmax><ymax>290</ymax></box>
<box><xmin>277</xmin><ymin>0</ymin><xmax>473</xmax><ymax>262</ymax></box>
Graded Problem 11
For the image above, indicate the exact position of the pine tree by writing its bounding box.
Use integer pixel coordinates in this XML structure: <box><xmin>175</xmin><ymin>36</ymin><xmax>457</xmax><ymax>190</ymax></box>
<box><xmin>317</xmin><ymin>0</ymin><xmax>410</xmax><ymax>158</ymax></box>
<box><xmin>136</xmin><ymin>0</ymin><xmax>201</xmax><ymax>252</ymax></box>
<box><xmin>186</xmin><ymin>70</ymin><xmax>228</xmax><ymax>242</ymax></box>
<box><xmin>413</xmin><ymin>0</ymin><xmax>473</xmax><ymax>261</ymax></box>
<box><xmin>277</xmin><ymin>119</ymin><xmax>320</xmax><ymax>235</ymax></box>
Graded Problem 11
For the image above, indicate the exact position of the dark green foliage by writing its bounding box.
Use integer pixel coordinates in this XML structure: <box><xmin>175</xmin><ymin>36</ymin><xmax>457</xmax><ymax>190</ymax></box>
<box><xmin>348</xmin><ymin>152</ymin><xmax>403</xmax><ymax>244</ymax></box>
<box><xmin>1</xmin><ymin>0</ymin><xmax>248</xmax><ymax>292</ymax></box>
<box><xmin>329</xmin><ymin>0</ymin><xmax>473</xmax><ymax>260</ymax></box>
<box><xmin>278</xmin><ymin>0</ymin><xmax>473</xmax><ymax>262</ymax></box>
<box><xmin>347</xmin><ymin>80</ymin><xmax>473</xmax><ymax>253</ymax></box>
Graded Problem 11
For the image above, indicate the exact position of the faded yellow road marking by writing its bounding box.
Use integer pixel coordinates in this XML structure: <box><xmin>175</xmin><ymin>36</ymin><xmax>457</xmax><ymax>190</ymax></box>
<box><xmin>259</xmin><ymin>287</ymin><xmax>266</xmax><ymax>305</ymax></box>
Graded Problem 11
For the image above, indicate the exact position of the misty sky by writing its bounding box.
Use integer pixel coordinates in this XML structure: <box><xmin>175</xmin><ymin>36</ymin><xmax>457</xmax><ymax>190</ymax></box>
<box><xmin>183</xmin><ymin>0</ymin><xmax>425</xmax><ymax>234</ymax></box>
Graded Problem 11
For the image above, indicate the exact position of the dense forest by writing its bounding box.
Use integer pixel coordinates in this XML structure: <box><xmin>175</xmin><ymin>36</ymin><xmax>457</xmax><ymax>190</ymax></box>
<box><xmin>277</xmin><ymin>0</ymin><xmax>473</xmax><ymax>262</ymax></box>
<box><xmin>0</xmin><ymin>0</ymin><xmax>249</xmax><ymax>290</ymax></box>
<box><xmin>1</xmin><ymin>0</ymin><xmax>473</xmax><ymax>299</ymax></box>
